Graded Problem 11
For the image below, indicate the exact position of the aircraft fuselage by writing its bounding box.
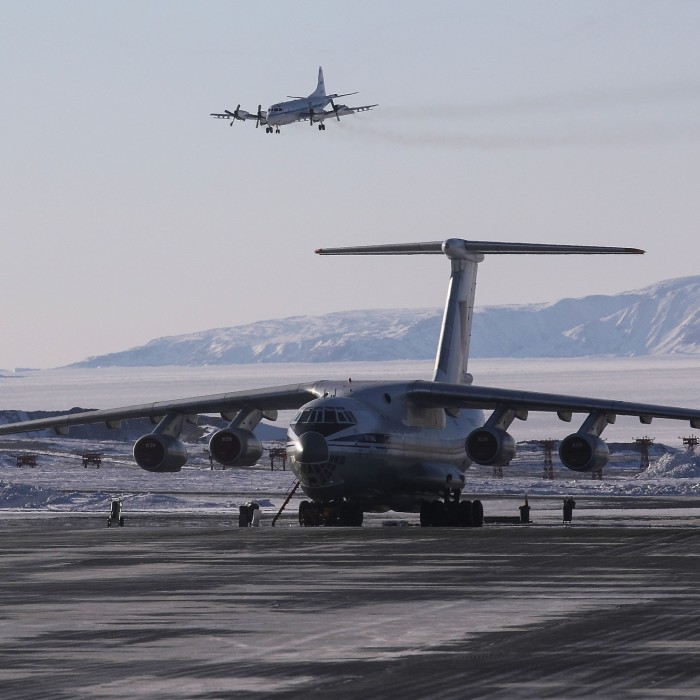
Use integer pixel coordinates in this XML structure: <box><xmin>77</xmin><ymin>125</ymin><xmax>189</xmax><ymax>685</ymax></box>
<box><xmin>266</xmin><ymin>96</ymin><xmax>331</xmax><ymax>125</ymax></box>
<box><xmin>286</xmin><ymin>380</ymin><xmax>483</xmax><ymax>512</ymax></box>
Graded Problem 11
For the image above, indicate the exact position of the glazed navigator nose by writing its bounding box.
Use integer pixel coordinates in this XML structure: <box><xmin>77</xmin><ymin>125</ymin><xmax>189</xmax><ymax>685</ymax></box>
<box><xmin>295</xmin><ymin>431</ymin><xmax>329</xmax><ymax>464</ymax></box>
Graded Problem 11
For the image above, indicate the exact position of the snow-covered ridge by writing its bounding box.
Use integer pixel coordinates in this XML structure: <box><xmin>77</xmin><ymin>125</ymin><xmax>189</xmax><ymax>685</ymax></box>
<box><xmin>69</xmin><ymin>275</ymin><xmax>700</xmax><ymax>367</ymax></box>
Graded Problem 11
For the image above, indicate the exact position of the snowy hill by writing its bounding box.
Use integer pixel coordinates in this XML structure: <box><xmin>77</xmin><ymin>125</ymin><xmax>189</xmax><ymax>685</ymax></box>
<box><xmin>69</xmin><ymin>276</ymin><xmax>700</xmax><ymax>367</ymax></box>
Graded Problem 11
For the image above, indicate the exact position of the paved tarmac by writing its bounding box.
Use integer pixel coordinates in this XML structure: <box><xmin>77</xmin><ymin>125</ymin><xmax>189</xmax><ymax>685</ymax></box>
<box><xmin>2</xmin><ymin>512</ymin><xmax>700</xmax><ymax>699</ymax></box>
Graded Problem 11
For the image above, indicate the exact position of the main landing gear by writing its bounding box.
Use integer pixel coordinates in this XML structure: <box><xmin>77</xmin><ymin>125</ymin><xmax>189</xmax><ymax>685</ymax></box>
<box><xmin>419</xmin><ymin>499</ymin><xmax>484</xmax><ymax>527</ymax></box>
<box><xmin>299</xmin><ymin>499</ymin><xmax>363</xmax><ymax>527</ymax></box>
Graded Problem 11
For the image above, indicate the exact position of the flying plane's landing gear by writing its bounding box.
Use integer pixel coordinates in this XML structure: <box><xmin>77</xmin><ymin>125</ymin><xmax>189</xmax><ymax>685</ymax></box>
<box><xmin>420</xmin><ymin>499</ymin><xmax>483</xmax><ymax>528</ymax></box>
<box><xmin>299</xmin><ymin>499</ymin><xmax>363</xmax><ymax>527</ymax></box>
<box><xmin>275</xmin><ymin>126</ymin><xmax>281</xmax><ymax>134</ymax></box>
<box><xmin>318</xmin><ymin>123</ymin><xmax>325</xmax><ymax>131</ymax></box>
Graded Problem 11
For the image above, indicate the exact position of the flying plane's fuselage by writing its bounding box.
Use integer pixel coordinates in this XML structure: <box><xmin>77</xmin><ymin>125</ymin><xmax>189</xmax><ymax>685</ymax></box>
<box><xmin>266</xmin><ymin>96</ymin><xmax>330</xmax><ymax>125</ymax></box>
<box><xmin>286</xmin><ymin>380</ymin><xmax>483</xmax><ymax>512</ymax></box>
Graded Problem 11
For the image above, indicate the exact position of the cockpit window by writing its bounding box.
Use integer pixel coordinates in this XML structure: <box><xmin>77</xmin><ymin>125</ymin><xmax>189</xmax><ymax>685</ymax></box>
<box><xmin>291</xmin><ymin>406</ymin><xmax>357</xmax><ymax>436</ymax></box>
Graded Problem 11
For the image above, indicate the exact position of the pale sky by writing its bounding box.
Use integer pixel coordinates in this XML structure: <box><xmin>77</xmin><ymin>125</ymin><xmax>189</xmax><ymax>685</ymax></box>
<box><xmin>2</xmin><ymin>0</ymin><xmax>699</xmax><ymax>369</ymax></box>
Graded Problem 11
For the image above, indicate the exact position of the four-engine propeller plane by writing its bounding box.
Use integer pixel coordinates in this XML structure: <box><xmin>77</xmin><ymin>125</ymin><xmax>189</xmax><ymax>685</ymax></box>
<box><xmin>210</xmin><ymin>66</ymin><xmax>377</xmax><ymax>133</ymax></box>
<box><xmin>2</xmin><ymin>239</ymin><xmax>700</xmax><ymax>527</ymax></box>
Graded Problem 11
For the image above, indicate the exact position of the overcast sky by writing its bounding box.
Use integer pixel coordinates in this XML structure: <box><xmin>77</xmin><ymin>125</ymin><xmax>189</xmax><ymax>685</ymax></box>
<box><xmin>2</xmin><ymin>0</ymin><xmax>699</xmax><ymax>369</ymax></box>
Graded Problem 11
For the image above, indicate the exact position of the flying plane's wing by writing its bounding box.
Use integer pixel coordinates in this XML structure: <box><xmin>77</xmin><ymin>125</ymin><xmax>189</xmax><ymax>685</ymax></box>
<box><xmin>305</xmin><ymin>103</ymin><xmax>378</xmax><ymax>123</ymax></box>
<box><xmin>406</xmin><ymin>380</ymin><xmax>700</xmax><ymax>428</ymax></box>
<box><xmin>210</xmin><ymin>106</ymin><xmax>267</xmax><ymax>125</ymax></box>
<box><xmin>0</xmin><ymin>384</ymin><xmax>320</xmax><ymax>436</ymax></box>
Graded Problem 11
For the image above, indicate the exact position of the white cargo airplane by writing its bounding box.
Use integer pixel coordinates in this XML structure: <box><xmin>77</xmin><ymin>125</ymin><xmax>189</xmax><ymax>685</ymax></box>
<box><xmin>2</xmin><ymin>239</ymin><xmax>700</xmax><ymax>527</ymax></box>
<box><xmin>210</xmin><ymin>66</ymin><xmax>377</xmax><ymax>133</ymax></box>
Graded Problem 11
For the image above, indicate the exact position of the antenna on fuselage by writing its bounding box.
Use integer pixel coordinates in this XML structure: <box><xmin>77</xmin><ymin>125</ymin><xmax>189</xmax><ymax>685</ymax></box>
<box><xmin>316</xmin><ymin>239</ymin><xmax>644</xmax><ymax>386</ymax></box>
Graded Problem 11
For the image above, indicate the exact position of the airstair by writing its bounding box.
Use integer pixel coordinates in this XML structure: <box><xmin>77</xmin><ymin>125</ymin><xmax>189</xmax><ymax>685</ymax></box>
<box><xmin>271</xmin><ymin>479</ymin><xmax>301</xmax><ymax>527</ymax></box>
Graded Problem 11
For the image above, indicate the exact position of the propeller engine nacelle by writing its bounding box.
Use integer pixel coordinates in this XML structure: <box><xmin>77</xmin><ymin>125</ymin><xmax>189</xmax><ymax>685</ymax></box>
<box><xmin>559</xmin><ymin>433</ymin><xmax>609</xmax><ymax>472</ymax></box>
<box><xmin>209</xmin><ymin>428</ymin><xmax>262</xmax><ymax>467</ymax></box>
<box><xmin>133</xmin><ymin>433</ymin><xmax>187</xmax><ymax>472</ymax></box>
<box><xmin>465</xmin><ymin>427</ymin><xmax>516</xmax><ymax>466</ymax></box>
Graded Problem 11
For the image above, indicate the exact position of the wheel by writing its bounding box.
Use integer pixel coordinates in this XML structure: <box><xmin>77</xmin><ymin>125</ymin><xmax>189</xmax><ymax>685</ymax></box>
<box><xmin>341</xmin><ymin>501</ymin><xmax>363</xmax><ymax>527</ymax></box>
<box><xmin>472</xmin><ymin>499</ymin><xmax>484</xmax><ymax>528</ymax></box>
<box><xmin>446</xmin><ymin>500</ymin><xmax>461</xmax><ymax>527</ymax></box>
<box><xmin>107</xmin><ymin>519</ymin><xmax>111</xmax><ymax>527</ymax></box>
<box><xmin>458</xmin><ymin>500</ymin><xmax>473</xmax><ymax>527</ymax></box>
<box><xmin>119</xmin><ymin>516</ymin><xmax>125</xmax><ymax>527</ymax></box>
<box><xmin>430</xmin><ymin>500</ymin><xmax>447</xmax><ymax>527</ymax></box>
<box><xmin>299</xmin><ymin>500</ymin><xmax>311</xmax><ymax>526</ymax></box>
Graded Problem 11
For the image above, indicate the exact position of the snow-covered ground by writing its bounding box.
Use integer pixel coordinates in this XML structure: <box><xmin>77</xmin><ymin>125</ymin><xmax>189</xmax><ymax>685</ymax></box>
<box><xmin>3</xmin><ymin>433</ymin><xmax>700</xmax><ymax>522</ymax></box>
<box><xmin>2</xmin><ymin>359</ymin><xmax>700</xmax><ymax>521</ymax></box>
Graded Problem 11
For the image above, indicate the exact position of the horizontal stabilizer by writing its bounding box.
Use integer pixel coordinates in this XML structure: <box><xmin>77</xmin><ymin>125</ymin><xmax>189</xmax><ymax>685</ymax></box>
<box><xmin>316</xmin><ymin>239</ymin><xmax>645</xmax><ymax>256</ymax></box>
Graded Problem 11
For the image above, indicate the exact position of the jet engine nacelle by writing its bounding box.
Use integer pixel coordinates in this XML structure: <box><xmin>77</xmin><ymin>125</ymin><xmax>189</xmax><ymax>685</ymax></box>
<box><xmin>133</xmin><ymin>433</ymin><xmax>187</xmax><ymax>472</ymax></box>
<box><xmin>465</xmin><ymin>427</ymin><xmax>516</xmax><ymax>466</ymax></box>
<box><xmin>559</xmin><ymin>433</ymin><xmax>609</xmax><ymax>473</ymax></box>
<box><xmin>209</xmin><ymin>428</ymin><xmax>262</xmax><ymax>467</ymax></box>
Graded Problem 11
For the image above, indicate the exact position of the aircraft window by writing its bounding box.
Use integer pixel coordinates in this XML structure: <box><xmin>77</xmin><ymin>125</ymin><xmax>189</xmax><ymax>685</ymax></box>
<box><xmin>293</xmin><ymin>407</ymin><xmax>357</xmax><ymax>426</ymax></box>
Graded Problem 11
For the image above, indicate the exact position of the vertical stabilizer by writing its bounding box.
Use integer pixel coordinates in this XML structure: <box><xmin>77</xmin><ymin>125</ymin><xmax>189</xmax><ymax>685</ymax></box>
<box><xmin>433</xmin><ymin>247</ymin><xmax>482</xmax><ymax>384</ymax></box>
<box><xmin>309</xmin><ymin>66</ymin><xmax>326</xmax><ymax>98</ymax></box>
<box><xmin>315</xmin><ymin>239</ymin><xmax>644</xmax><ymax>386</ymax></box>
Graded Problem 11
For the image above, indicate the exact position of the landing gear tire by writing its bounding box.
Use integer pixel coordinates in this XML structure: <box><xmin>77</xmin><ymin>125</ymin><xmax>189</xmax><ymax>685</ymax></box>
<box><xmin>472</xmin><ymin>499</ymin><xmax>484</xmax><ymax>528</ymax></box>
<box><xmin>341</xmin><ymin>501</ymin><xmax>364</xmax><ymax>527</ymax></box>
<box><xmin>420</xmin><ymin>500</ymin><xmax>448</xmax><ymax>527</ymax></box>
<box><xmin>299</xmin><ymin>500</ymin><xmax>312</xmax><ymax>526</ymax></box>
<box><xmin>420</xmin><ymin>499</ymin><xmax>483</xmax><ymax>527</ymax></box>
<box><xmin>458</xmin><ymin>500</ymin><xmax>473</xmax><ymax>527</ymax></box>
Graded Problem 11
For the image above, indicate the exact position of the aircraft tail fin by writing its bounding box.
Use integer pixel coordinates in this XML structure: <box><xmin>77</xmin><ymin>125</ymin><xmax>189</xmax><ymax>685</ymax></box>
<box><xmin>317</xmin><ymin>239</ymin><xmax>644</xmax><ymax>386</ymax></box>
<box><xmin>309</xmin><ymin>66</ymin><xmax>326</xmax><ymax>98</ymax></box>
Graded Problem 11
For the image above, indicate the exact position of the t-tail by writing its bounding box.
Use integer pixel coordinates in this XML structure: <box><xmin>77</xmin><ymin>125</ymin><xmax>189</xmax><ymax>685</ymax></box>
<box><xmin>316</xmin><ymin>239</ymin><xmax>644</xmax><ymax>385</ymax></box>
<box><xmin>308</xmin><ymin>66</ymin><xmax>326</xmax><ymax>99</ymax></box>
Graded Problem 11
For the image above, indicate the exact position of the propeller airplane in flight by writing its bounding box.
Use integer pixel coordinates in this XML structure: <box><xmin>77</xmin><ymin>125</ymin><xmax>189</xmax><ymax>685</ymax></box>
<box><xmin>210</xmin><ymin>67</ymin><xmax>377</xmax><ymax>133</ymax></box>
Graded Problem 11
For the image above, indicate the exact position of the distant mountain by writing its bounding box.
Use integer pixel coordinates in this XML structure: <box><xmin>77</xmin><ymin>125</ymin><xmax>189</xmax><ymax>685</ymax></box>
<box><xmin>69</xmin><ymin>276</ymin><xmax>700</xmax><ymax>368</ymax></box>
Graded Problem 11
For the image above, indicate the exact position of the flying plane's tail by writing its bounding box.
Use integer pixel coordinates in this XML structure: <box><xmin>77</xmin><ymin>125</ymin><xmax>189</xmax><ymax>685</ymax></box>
<box><xmin>316</xmin><ymin>239</ymin><xmax>644</xmax><ymax>386</ymax></box>
<box><xmin>308</xmin><ymin>66</ymin><xmax>326</xmax><ymax>99</ymax></box>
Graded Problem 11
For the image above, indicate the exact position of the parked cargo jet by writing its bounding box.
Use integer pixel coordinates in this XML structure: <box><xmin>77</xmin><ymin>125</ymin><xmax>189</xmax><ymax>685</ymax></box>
<box><xmin>210</xmin><ymin>66</ymin><xmax>377</xmax><ymax>133</ymax></box>
<box><xmin>2</xmin><ymin>239</ymin><xmax>700</xmax><ymax>526</ymax></box>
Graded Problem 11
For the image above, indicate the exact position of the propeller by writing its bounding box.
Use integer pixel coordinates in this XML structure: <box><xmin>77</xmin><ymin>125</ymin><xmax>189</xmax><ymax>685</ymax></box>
<box><xmin>330</xmin><ymin>98</ymin><xmax>341</xmax><ymax>121</ymax></box>
<box><xmin>255</xmin><ymin>104</ymin><xmax>263</xmax><ymax>128</ymax></box>
<box><xmin>225</xmin><ymin>105</ymin><xmax>241</xmax><ymax>126</ymax></box>
<box><xmin>308</xmin><ymin>103</ymin><xmax>314</xmax><ymax>126</ymax></box>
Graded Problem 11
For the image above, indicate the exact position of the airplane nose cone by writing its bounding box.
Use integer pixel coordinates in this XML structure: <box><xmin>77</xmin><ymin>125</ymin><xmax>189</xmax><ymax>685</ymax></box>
<box><xmin>295</xmin><ymin>431</ymin><xmax>329</xmax><ymax>464</ymax></box>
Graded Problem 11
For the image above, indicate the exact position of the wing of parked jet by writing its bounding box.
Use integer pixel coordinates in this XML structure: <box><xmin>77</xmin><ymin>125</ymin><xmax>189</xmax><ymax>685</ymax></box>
<box><xmin>406</xmin><ymin>380</ymin><xmax>700</xmax><ymax>472</ymax></box>
<box><xmin>407</xmin><ymin>380</ymin><xmax>700</xmax><ymax>426</ymax></box>
<box><xmin>0</xmin><ymin>383</ymin><xmax>319</xmax><ymax>436</ymax></box>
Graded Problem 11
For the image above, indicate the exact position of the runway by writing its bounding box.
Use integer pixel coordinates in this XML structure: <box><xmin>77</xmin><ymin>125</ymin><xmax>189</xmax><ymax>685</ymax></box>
<box><xmin>2</xmin><ymin>514</ymin><xmax>700</xmax><ymax>699</ymax></box>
